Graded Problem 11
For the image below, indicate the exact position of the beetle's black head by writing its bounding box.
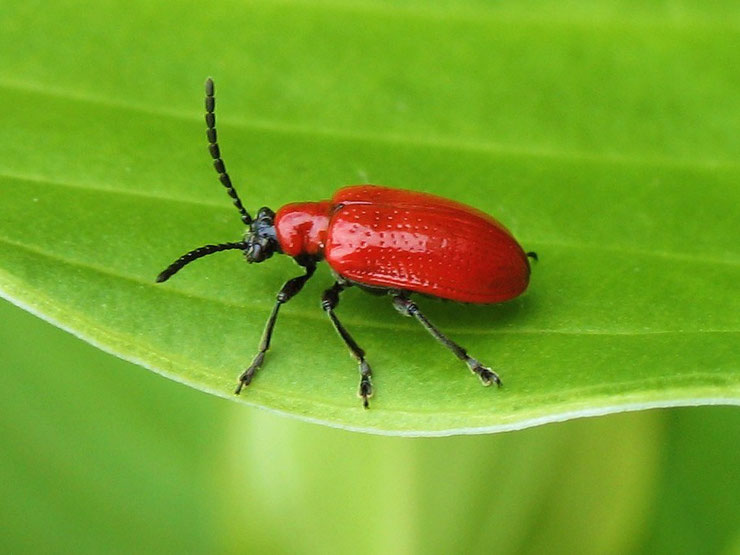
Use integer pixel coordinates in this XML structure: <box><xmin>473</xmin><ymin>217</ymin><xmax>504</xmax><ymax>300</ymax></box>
<box><xmin>244</xmin><ymin>207</ymin><xmax>280</xmax><ymax>263</ymax></box>
<box><xmin>155</xmin><ymin>207</ymin><xmax>280</xmax><ymax>282</ymax></box>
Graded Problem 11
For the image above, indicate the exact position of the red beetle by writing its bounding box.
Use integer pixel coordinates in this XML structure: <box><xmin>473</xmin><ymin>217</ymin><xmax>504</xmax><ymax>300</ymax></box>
<box><xmin>157</xmin><ymin>79</ymin><xmax>537</xmax><ymax>408</ymax></box>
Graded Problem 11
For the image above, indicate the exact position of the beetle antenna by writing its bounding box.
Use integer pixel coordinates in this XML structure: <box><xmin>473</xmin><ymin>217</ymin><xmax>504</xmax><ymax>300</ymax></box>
<box><xmin>156</xmin><ymin>241</ymin><xmax>248</xmax><ymax>283</ymax></box>
<box><xmin>205</xmin><ymin>78</ymin><xmax>252</xmax><ymax>226</ymax></box>
<box><xmin>526</xmin><ymin>251</ymin><xmax>538</xmax><ymax>262</ymax></box>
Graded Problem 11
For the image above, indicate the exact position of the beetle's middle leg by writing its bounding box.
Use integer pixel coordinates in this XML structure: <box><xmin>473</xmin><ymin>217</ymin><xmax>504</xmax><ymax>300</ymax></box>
<box><xmin>321</xmin><ymin>282</ymin><xmax>373</xmax><ymax>408</ymax></box>
<box><xmin>392</xmin><ymin>294</ymin><xmax>501</xmax><ymax>387</ymax></box>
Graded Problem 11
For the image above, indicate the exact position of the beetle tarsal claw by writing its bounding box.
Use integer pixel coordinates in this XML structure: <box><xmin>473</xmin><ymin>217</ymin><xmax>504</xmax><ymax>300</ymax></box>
<box><xmin>234</xmin><ymin>372</ymin><xmax>252</xmax><ymax>395</ymax></box>
<box><xmin>235</xmin><ymin>353</ymin><xmax>264</xmax><ymax>394</ymax></box>
<box><xmin>358</xmin><ymin>374</ymin><xmax>373</xmax><ymax>409</ymax></box>
<box><xmin>468</xmin><ymin>359</ymin><xmax>502</xmax><ymax>388</ymax></box>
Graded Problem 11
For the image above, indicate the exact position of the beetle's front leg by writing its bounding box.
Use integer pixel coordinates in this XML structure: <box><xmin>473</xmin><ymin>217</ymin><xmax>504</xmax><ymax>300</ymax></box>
<box><xmin>321</xmin><ymin>282</ymin><xmax>373</xmax><ymax>408</ymax></box>
<box><xmin>235</xmin><ymin>263</ymin><xmax>315</xmax><ymax>394</ymax></box>
<box><xmin>392</xmin><ymin>295</ymin><xmax>502</xmax><ymax>387</ymax></box>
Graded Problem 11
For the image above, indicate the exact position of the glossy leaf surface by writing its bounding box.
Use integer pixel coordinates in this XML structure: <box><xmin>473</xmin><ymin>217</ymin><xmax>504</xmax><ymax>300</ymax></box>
<box><xmin>0</xmin><ymin>0</ymin><xmax>738</xmax><ymax>434</ymax></box>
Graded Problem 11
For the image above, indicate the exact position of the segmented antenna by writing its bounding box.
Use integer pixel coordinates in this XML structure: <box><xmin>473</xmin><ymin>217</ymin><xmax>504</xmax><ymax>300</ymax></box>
<box><xmin>156</xmin><ymin>241</ymin><xmax>248</xmax><ymax>283</ymax></box>
<box><xmin>205</xmin><ymin>78</ymin><xmax>252</xmax><ymax>226</ymax></box>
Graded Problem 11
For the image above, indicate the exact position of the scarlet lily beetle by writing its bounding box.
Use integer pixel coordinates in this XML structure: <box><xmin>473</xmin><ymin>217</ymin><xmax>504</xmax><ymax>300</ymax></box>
<box><xmin>157</xmin><ymin>79</ymin><xmax>537</xmax><ymax>408</ymax></box>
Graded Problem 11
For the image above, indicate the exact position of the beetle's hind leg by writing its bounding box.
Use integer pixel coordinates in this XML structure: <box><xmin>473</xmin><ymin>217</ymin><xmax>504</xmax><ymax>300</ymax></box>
<box><xmin>322</xmin><ymin>282</ymin><xmax>373</xmax><ymax>408</ymax></box>
<box><xmin>392</xmin><ymin>294</ymin><xmax>501</xmax><ymax>387</ymax></box>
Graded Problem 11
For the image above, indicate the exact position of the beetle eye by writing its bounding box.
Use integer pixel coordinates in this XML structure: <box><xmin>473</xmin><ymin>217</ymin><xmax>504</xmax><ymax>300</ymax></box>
<box><xmin>246</xmin><ymin>243</ymin><xmax>262</xmax><ymax>263</ymax></box>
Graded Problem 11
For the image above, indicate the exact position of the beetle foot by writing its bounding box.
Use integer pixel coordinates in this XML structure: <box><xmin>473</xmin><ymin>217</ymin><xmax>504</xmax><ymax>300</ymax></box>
<box><xmin>358</xmin><ymin>376</ymin><xmax>373</xmax><ymax>409</ymax></box>
<box><xmin>235</xmin><ymin>352</ymin><xmax>264</xmax><ymax>394</ymax></box>
<box><xmin>468</xmin><ymin>359</ymin><xmax>502</xmax><ymax>387</ymax></box>
<box><xmin>358</xmin><ymin>361</ymin><xmax>373</xmax><ymax>408</ymax></box>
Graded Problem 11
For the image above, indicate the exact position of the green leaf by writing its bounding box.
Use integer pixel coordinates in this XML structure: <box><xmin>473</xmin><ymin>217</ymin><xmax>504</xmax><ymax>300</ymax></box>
<box><xmin>0</xmin><ymin>0</ymin><xmax>738</xmax><ymax>435</ymax></box>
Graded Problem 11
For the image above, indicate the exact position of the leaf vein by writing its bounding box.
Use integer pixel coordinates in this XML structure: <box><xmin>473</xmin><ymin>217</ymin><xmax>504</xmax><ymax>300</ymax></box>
<box><xmin>2</xmin><ymin>171</ymin><xmax>738</xmax><ymax>268</ymax></box>
<box><xmin>0</xmin><ymin>236</ymin><xmax>738</xmax><ymax>337</ymax></box>
<box><xmin>2</xmin><ymin>78</ymin><xmax>738</xmax><ymax>172</ymax></box>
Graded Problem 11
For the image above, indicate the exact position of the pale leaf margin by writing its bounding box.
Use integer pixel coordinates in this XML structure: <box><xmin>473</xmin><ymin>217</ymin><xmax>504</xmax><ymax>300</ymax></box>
<box><xmin>2</xmin><ymin>267</ymin><xmax>738</xmax><ymax>437</ymax></box>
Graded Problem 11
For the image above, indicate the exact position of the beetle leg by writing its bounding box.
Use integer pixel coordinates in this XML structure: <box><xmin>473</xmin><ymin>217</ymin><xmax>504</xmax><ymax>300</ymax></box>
<box><xmin>235</xmin><ymin>263</ymin><xmax>316</xmax><ymax>395</ymax></box>
<box><xmin>321</xmin><ymin>282</ymin><xmax>373</xmax><ymax>408</ymax></box>
<box><xmin>392</xmin><ymin>295</ymin><xmax>502</xmax><ymax>387</ymax></box>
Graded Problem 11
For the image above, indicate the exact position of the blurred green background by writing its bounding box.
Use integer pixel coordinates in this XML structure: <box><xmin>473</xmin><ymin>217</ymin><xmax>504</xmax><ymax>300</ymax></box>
<box><xmin>2</xmin><ymin>298</ymin><xmax>740</xmax><ymax>553</ymax></box>
<box><xmin>2</xmin><ymin>0</ymin><xmax>739</xmax><ymax>552</ymax></box>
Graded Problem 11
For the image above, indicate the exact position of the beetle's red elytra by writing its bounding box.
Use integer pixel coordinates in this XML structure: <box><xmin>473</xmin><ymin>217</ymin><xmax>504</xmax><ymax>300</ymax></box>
<box><xmin>157</xmin><ymin>79</ymin><xmax>537</xmax><ymax>408</ymax></box>
<box><xmin>277</xmin><ymin>187</ymin><xmax>531</xmax><ymax>304</ymax></box>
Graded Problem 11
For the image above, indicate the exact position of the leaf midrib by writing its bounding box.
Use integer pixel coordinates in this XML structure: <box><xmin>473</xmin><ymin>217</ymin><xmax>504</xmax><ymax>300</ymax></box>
<box><xmin>1</xmin><ymin>234</ymin><xmax>738</xmax><ymax>337</ymax></box>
